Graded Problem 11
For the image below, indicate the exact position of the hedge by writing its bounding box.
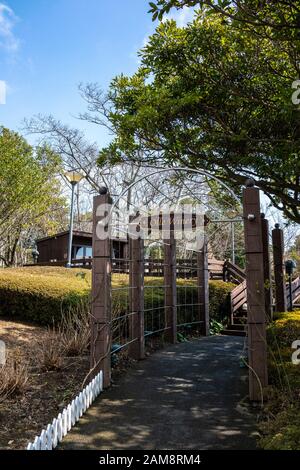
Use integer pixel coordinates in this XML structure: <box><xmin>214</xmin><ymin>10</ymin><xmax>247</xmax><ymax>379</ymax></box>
<box><xmin>0</xmin><ymin>267</ymin><xmax>91</xmax><ymax>325</ymax></box>
<box><xmin>259</xmin><ymin>310</ymin><xmax>300</xmax><ymax>450</ymax></box>
<box><xmin>0</xmin><ymin>267</ymin><xmax>234</xmax><ymax>326</ymax></box>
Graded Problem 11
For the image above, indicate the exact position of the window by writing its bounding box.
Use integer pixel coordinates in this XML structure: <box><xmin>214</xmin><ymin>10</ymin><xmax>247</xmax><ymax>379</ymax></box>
<box><xmin>72</xmin><ymin>245</ymin><xmax>92</xmax><ymax>259</ymax></box>
<box><xmin>85</xmin><ymin>246</ymin><xmax>92</xmax><ymax>258</ymax></box>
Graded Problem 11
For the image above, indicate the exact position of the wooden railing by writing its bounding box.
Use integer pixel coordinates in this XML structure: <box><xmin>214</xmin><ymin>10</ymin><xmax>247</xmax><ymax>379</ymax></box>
<box><xmin>225</xmin><ymin>261</ymin><xmax>247</xmax><ymax>318</ymax></box>
<box><xmin>25</xmin><ymin>257</ymin><xmax>249</xmax><ymax>294</ymax></box>
<box><xmin>25</xmin><ymin>257</ymin><xmax>228</xmax><ymax>279</ymax></box>
<box><xmin>286</xmin><ymin>276</ymin><xmax>300</xmax><ymax>306</ymax></box>
<box><xmin>24</xmin><ymin>258</ymin><xmax>93</xmax><ymax>269</ymax></box>
<box><xmin>223</xmin><ymin>260</ymin><xmax>246</xmax><ymax>284</ymax></box>
<box><xmin>208</xmin><ymin>259</ymin><xmax>224</xmax><ymax>279</ymax></box>
<box><xmin>230</xmin><ymin>280</ymin><xmax>247</xmax><ymax>318</ymax></box>
<box><xmin>113</xmin><ymin>258</ymin><xmax>226</xmax><ymax>278</ymax></box>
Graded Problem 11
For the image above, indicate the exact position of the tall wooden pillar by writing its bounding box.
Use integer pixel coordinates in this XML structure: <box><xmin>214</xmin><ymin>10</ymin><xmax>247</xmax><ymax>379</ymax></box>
<box><xmin>90</xmin><ymin>192</ymin><xmax>112</xmax><ymax>389</ymax></box>
<box><xmin>197</xmin><ymin>238</ymin><xmax>209</xmax><ymax>336</ymax></box>
<box><xmin>261</xmin><ymin>214</ymin><xmax>273</xmax><ymax>321</ymax></box>
<box><xmin>129</xmin><ymin>217</ymin><xmax>145</xmax><ymax>360</ymax></box>
<box><xmin>243</xmin><ymin>182</ymin><xmax>268</xmax><ymax>401</ymax></box>
<box><xmin>164</xmin><ymin>227</ymin><xmax>177</xmax><ymax>344</ymax></box>
<box><xmin>272</xmin><ymin>224</ymin><xmax>287</xmax><ymax>313</ymax></box>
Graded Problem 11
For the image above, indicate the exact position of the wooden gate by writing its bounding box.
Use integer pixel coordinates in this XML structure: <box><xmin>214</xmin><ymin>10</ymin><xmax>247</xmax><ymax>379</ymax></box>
<box><xmin>89</xmin><ymin>178</ymin><xmax>272</xmax><ymax>403</ymax></box>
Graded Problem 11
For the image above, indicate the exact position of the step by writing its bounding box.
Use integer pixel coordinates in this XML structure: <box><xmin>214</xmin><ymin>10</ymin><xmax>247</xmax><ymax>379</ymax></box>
<box><xmin>232</xmin><ymin>317</ymin><xmax>247</xmax><ymax>325</ymax></box>
<box><xmin>221</xmin><ymin>329</ymin><xmax>246</xmax><ymax>337</ymax></box>
<box><xmin>230</xmin><ymin>324</ymin><xmax>246</xmax><ymax>331</ymax></box>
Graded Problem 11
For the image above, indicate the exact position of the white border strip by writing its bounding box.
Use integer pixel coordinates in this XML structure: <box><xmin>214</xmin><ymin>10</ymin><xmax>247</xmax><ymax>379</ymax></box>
<box><xmin>26</xmin><ymin>371</ymin><xmax>103</xmax><ymax>450</ymax></box>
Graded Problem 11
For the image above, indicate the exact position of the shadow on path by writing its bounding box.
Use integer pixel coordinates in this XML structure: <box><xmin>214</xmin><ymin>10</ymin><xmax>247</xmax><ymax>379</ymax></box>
<box><xmin>61</xmin><ymin>336</ymin><xmax>257</xmax><ymax>450</ymax></box>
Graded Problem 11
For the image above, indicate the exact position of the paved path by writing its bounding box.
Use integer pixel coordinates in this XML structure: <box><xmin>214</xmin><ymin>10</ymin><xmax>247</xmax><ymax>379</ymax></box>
<box><xmin>61</xmin><ymin>336</ymin><xmax>257</xmax><ymax>450</ymax></box>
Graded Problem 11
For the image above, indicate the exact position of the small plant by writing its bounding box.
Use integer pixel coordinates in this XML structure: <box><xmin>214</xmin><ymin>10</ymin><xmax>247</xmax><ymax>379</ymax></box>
<box><xmin>177</xmin><ymin>332</ymin><xmax>188</xmax><ymax>343</ymax></box>
<box><xmin>111</xmin><ymin>344</ymin><xmax>121</xmax><ymax>367</ymax></box>
<box><xmin>59</xmin><ymin>300</ymin><xmax>91</xmax><ymax>357</ymax></box>
<box><xmin>0</xmin><ymin>354</ymin><xmax>28</xmax><ymax>402</ymax></box>
<box><xmin>36</xmin><ymin>328</ymin><xmax>63</xmax><ymax>371</ymax></box>
<box><xmin>76</xmin><ymin>271</ymin><xmax>87</xmax><ymax>282</ymax></box>
<box><xmin>210</xmin><ymin>319</ymin><xmax>224</xmax><ymax>335</ymax></box>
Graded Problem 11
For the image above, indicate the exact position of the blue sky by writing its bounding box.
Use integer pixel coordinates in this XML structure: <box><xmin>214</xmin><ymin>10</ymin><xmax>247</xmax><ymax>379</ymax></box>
<box><xmin>0</xmin><ymin>0</ymin><xmax>192</xmax><ymax>146</ymax></box>
<box><xmin>0</xmin><ymin>2</ymin><xmax>291</xmax><ymax>228</ymax></box>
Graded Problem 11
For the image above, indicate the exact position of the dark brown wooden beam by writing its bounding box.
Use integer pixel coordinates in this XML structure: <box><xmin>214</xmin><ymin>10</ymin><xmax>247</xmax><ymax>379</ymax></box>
<box><xmin>197</xmin><ymin>238</ymin><xmax>210</xmax><ymax>336</ymax></box>
<box><xmin>243</xmin><ymin>183</ymin><xmax>268</xmax><ymax>402</ymax></box>
<box><xmin>164</xmin><ymin>226</ymin><xmax>177</xmax><ymax>344</ymax></box>
<box><xmin>90</xmin><ymin>192</ymin><xmax>112</xmax><ymax>389</ymax></box>
<box><xmin>272</xmin><ymin>224</ymin><xmax>287</xmax><ymax>313</ymax></box>
<box><xmin>129</xmin><ymin>217</ymin><xmax>145</xmax><ymax>360</ymax></box>
<box><xmin>261</xmin><ymin>214</ymin><xmax>273</xmax><ymax>321</ymax></box>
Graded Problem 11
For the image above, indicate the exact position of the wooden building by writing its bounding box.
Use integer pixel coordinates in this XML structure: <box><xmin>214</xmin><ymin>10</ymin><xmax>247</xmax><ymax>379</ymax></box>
<box><xmin>36</xmin><ymin>230</ymin><xmax>128</xmax><ymax>265</ymax></box>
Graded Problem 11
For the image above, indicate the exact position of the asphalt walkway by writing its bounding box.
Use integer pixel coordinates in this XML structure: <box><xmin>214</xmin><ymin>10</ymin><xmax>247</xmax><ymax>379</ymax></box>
<box><xmin>61</xmin><ymin>335</ymin><xmax>257</xmax><ymax>450</ymax></box>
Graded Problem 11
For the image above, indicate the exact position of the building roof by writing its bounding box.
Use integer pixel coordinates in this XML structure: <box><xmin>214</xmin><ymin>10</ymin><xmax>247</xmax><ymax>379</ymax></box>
<box><xmin>37</xmin><ymin>230</ymin><xmax>128</xmax><ymax>243</ymax></box>
<box><xmin>37</xmin><ymin>230</ymin><xmax>92</xmax><ymax>243</ymax></box>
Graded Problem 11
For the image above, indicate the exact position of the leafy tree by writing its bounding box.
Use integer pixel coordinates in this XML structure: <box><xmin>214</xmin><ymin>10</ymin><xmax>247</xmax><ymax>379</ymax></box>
<box><xmin>149</xmin><ymin>0</ymin><xmax>300</xmax><ymax>44</ymax></box>
<box><xmin>0</xmin><ymin>127</ymin><xmax>68</xmax><ymax>266</ymax></box>
<box><xmin>288</xmin><ymin>234</ymin><xmax>300</xmax><ymax>273</ymax></box>
<box><xmin>97</xmin><ymin>9</ymin><xmax>300</xmax><ymax>222</ymax></box>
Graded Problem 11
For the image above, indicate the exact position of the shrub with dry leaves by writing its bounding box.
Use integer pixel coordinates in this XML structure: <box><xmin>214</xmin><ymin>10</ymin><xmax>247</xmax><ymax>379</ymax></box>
<box><xmin>59</xmin><ymin>300</ymin><xmax>91</xmax><ymax>357</ymax></box>
<box><xmin>0</xmin><ymin>355</ymin><xmax>28</xmax><ymax>402</ymax></box>
<box><xmin>36</xmin><ymin>328</ymin><xmax>63</xmax><ymax>372</ymax></box>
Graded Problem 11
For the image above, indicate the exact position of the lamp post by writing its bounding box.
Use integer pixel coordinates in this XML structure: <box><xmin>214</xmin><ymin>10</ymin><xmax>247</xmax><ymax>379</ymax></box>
<box><xmin>285</xmin><ymin>259</ymin><xmax>297</xmax><ymax>312</ymax></box>
<box><xmin>65</xmin><ymin>171</ymin><xmax>84</xmax><ymax>268</ymax></box>
<box><xmin>231</xmin><ymin>221</ymin><xmax>235</xmax><ymax>264</ymax></box>
<box><xmin>31</xmin><ymin>248</ymin><xmax>39</xmax><ymax>264</ymax></box>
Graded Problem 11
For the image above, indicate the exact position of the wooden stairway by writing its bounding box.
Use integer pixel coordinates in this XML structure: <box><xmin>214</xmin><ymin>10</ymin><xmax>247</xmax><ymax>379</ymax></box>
<box><xmin>221</xmin><ymin>321</ymin><xmax>247</xmax><ymax>337</ymax></box>
<box><xmin>221</xmin><ymin>261</ymin><xmax>247</xmax><ymax>337</ymax></box>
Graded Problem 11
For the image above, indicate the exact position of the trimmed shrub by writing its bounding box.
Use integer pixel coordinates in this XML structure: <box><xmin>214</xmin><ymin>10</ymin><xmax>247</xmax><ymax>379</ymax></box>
<box><xmin>259</xmin><ymin>310</ymin><xmax>300</xmax><ymax>450</ymax></box>
<box><xmin>260</xmin><ymin>406</ymin><xmax>300</xmax><ymax>450</ymax></box>
<box><xmin>268</xmin><ymin>310</ymin><xmax>300</xmax><ymax>348</ymax></box>
<box><xmin>208</xmin><ymin>280</ymin><xmax>235</xmax><ymax>321</ymax></box>
<box><xmin>0</xmin><ymin>267</ymin><xmax>234</xmax><ymax>326</ymax></box>
<box><xmin>266</xmin><ymin>310</ymin><xmax>300</xmax><ymax>391</ymax></box>
<box><xmin>0</xmin><ymin>267</ymin><xmax>91</xmax><ymax>325</ymax></box>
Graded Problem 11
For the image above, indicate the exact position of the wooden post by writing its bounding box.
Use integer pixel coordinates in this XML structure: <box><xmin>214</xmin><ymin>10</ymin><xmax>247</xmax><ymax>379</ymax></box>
<box><xmin>243</xmin><ymin>182</ymin><xmax>268</xmax><ymax>402</ymax></box>
<box><xmin>272</xmin><ymin>224</ymin><xmax>287</xmax><ymax>313</ymax></box>
<box><xmin>197</xmin><ymin>238</ymin><xmax>210</xmax><ymax>336</ymax></box>
<box><xmin>90</xmin><ymin>192</ymin><xmax>112</xmax><ymax>389</ymax></box>
<box><xmin>222</xmin><ymin>261</ymin><xmax>228</xmax><ymax>282</ymax></box>
<box><xmin>128</xmin><ymin>217</ymin><xmax>145</xmax><ymax>360</ymax></box>
<box><xmin>261</xmin><ymin>214</ymin><xmax>273</xmax><ymax>321</ymax></box>
<box><xmin>164</xmin><ymin>226</ymin><xmax>177</xmax><ymax>344</ymax></box>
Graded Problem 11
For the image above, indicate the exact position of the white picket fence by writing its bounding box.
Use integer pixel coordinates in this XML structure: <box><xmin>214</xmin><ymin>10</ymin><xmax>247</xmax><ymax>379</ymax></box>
<box><xmin>26</xmin><ymin>371</ymin><xmax>103</xmax><ymax>450</ymax></box>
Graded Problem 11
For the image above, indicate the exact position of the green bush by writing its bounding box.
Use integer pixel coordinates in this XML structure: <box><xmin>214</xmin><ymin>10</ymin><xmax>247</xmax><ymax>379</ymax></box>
<box><xmin>0</xmin><ymin>267</ymin><xmax>91</xmax><ymax>325</ymax></box>
<box><xmin>268</xmin><ymin>310</ymin><xmax>300</xmax><ymax>348</ymax></box>
<box><xmin>111</xmin><ymin>276</ymin><xmax>234</xmax><ymax>334</ymax></box>
<box><xmin>259</xmin><ymin>310</ymin><xmax>300</xmax><ymax>450</ymax></box>
<box><xmin>0</xmin><ymin>267</ymin><xmax>234</xmax><ymax>326</ymax></box>
<box><xmin>208</xmin><ymin>280</ymin><xmax>234</xmax><ymax>322</ymax></box>
<box><xmin>260</xmin><ymin>405</ymin><xmax>300</xmax><ymax>450</ymax></box>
